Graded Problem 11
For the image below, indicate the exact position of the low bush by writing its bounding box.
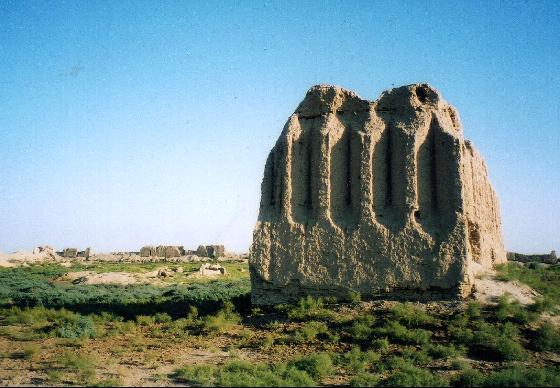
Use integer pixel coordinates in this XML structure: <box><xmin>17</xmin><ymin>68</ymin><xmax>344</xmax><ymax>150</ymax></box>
<box><xmin>347</xmin><ymin>290</ymin><xmax>362</xmax><ymax>304</ymax></box>
<box><xmin>287</xmin><ymin>296</ymin><xmax>333</xmax><ymax>321</ymax></box>
<box><xmin>391</xmin><ymin>302</ymin><xmax>435</xmax><ymax>327</ymax></box>
<box><xmin>202</xmin><ymin>302</ymin><xmax>241</xmax><ymax>333</ymax></box>
<box><xmin>450</xmin><ymin>318</ymin><xmax>526</xmax><ymax>361</ymax></box>
<box><xmin>484</xmin><ymin>365</ymin><xmax>560</xmax><ymax>386</ymax></box>
<box><xmin>495</xmin><ymin>263</ymin><xmax>560</xmax><ymax>311</ymax></box>
<box><xmin>379</xmin><ymin>363</ymin><xmax>449</xmax><ymax>387</ymax></box>
<box><xmin>349</xmin><ymin>314</ymin><xmax>376</xmax><ymax>342</ymax></box>
<box><xmin>0</xmin><ymin>265</ymin><xmax>251</xmax><ymax>319</ymax></box>
<box><xmin>495</xmin><ymin>294</ymin><xmax>538</xmax><ymax>324</ymax></box>
<box><xmin>22</xmin><ymin>344</ymin><xmax>40</xmax><ymax>360</ymax></box>
<box><xmin>375</xmin><ymin>321</ymin><xmax>432</xmax><ymax>345</ymax></box>
<box><xmin>174</xmin><ymin>359</ymin><xmax>317</xmax><ymax>386</ymax></box>
<box><xmin>401</xmin><ymin>347</ymin><xmax>432</xmax><ymax>365</ymax></box>
<box><xmin>288</xmin><ymin>353</ymin><xmax>334</xmax><ymax>380</ymax></box>
<box><xmin>535</xmin><ymin>323</ymin><xmax>560</xmax><ymax>353</ymax></box>
<box><xmin>427</xmin><ymin>344</ymin><xmax>464</xmax><ymax>359</ymax></box>
<box><xmin>294</xmin><ymin>321</ymin><xmax>330</xmax><ymax>342</ymax></box>
<box><xmin>335</xmin><ymin>347</ymin><xmax>380</xmax><ymax>373</ymax></box>
<box><xmin>451</xmin><ymin>367</ymin><xmax>485</xmax><ymax>387</ymax></box>
<box><xmin>350</xmin><ymin>372</ymin><xmax>379</xmax><ymax>387</ymax></box>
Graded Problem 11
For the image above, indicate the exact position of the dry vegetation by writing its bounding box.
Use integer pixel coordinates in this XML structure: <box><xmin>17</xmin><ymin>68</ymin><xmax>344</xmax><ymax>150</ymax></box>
<box><xmin>0</xmin><ymin>261</ymin><xmax>559</xmax><ymax>386</ymax></box>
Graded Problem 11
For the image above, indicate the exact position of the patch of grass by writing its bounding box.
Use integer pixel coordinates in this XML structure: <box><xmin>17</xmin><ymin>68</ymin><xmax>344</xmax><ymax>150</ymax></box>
<box><xmin>92</xmin><ymin>378</ymin><xmax>123</xmax><ymax>387</ymax></box>
<box><xmin>391</xmin><ymin>302</ymin><xmax>435</xmax><ymax>327</ymax></box>
<box><xmin>379</xmin><ymin>363</ymin><xmax>449</xmax><ymax>387</ymax></box>
<box><xmin>535</xmin><ymin>323</ymin><xmax>560</xmax><ymax>353</ymax></box>
<box><xmin>427</xmin><ymin>344</ymin><xmax>464</xmax><ymax>359</ymax></box>
<box><xmin>484</xmin><ymin>365</ymin><xmax>560</xmax><ymax>386</ymax></box>
<box><xmin>451</xmin><ymin>366</ymin><xmax>485</xmax><ymax>387</ymax></box>
<box><xmin>0</xmin><ymin>264</ymin><xmax>251</xmax><ymax>319</ymax></box>
<box><xmin>287</xmin><ymin>296</ymin><xmax>334</xmax><ymax>321</ymax></box>
<box><xmin>22</xmin><ymin>344</ymin><xmax>40</xmax><ymax>360</ymax></box>
<box><xmin>401</xmin><ymin>346</ymin><xmax>432</xmax><ymax>365</ymax></box>
<box><xmin>349</xmin><ymin>313</ymin><xmax>376</xmax><ymax>342</ymax></box>
<box><xmin>288</xmin><ymin>353</ymin><xmax>334</xmax><ymax>380</ymax></box>
<box><xmin>375</xmin><ymin>321</ymin><xmax>432</xmax><ymax>345</ymax></box>
<box><xmin>0</xmin><ymin>306</ymin><xmax>97</xmax><ymax>339</ymax></box>
<box><xmin>451</xmin><ymin>319</ymin><xmax>526</xmax><ymax>361</ymax></box>
<box><xmin>56</xmin><ymin>352</ymin><xmax>97</xmax><ymax>384</ymax></box>
<box><xmin>495</xmin><ymin>294</ymin><xmax>538</xmax><ymax>324</ymax></box>
<box><xmin>347</xmin><ymin>290</ymin><xmax>362</xmax><ymax>304</ymax></box>
<box><xmin>496</xmin><ymin>263</ymin><xmax>560</xmax><ymax>311</ymax></box>
<box><xmin>202</xmin><ymin>301</ymin><xmax>241</xmax><ymax>333</ymax></box>
<box><xmin>335</xmin><ymin>347</ymin><xmax>380</xmax><ymax>373</ymax></box>
<box><xmin>174</xmin><ymin>359</ymin><xmax>317</xmax><ymax>386</ymax></box>
<box><xmin>371</xmin><ymin>337</ymin><xmax>390</xmax><ymax>352</ymax></box>
<box><xmin>350</xmin><ymin>372</ymin><xmax>380</xmax><ymax>387</ymax></box>
<box><xmin>294</xmin><ymin>321</ymin><xmax>330</xmax><ymax>342</ymax></box>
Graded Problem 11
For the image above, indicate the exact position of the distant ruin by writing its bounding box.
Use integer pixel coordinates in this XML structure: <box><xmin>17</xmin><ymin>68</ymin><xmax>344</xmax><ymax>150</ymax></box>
<box><xmin>139</xmin><ymin>245</ymin><xmax>185</xmax><ymax>258</ymax></box>
<box><xmin>507</xmin><ymin>250</ymin><xmax>557</xmax><ymax>264</ymax></box>
<box><xmin>250</xmin><ymin>84</ymin><xmax>507</xmax><ymax>304</ymax></box>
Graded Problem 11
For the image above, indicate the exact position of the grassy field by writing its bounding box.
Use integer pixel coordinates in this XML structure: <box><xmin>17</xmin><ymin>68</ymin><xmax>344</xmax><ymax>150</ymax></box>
<box><xmin>0</xmin><ymin>261</ymin><xmax>559</xmax><ymax>386</ymax></box>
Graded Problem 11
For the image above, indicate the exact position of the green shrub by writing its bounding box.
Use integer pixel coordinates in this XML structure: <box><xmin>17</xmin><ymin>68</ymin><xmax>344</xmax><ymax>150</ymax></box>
<box><xmin>452</xmin><ymin>320</ymin><xmax>526</xmax><ymax>361</ymax></box>
<box><xmin>465</xmin><ymin>301</ymin><xmax>482</xmax><ymax>319</ymax></box>
<box><xmin>495</xmin><ymin>263</ymin><xmax>560</xmax><ymax>312</ymax></box>
<box><xmin>484</xmin><ymin>365</ymin><xmax>560</xmax><ymax>387</ymax></box>
<box><xmin>535</xmin><ymin>323</ymin><xmax>560</xmax><ymax>353</ymax></box>
<box><xmin>287</xmin><ymin>296</ymin><xmax>333</xmax><ymax>321</ymax></box>
<box><xmin>135</xmin><ymin>315</ymin><xmax>155</xmax><ymax>326</ymax></box>
<box><xmin>371</xmin><ymin>337</ymin><xmax>390</xmax><ymax>352</ymax></box>
<box><xmin>427</xmin><ymin>344</ymin><xmax>463</xmax><ymax>359</ymax></box>
<box><xmin>350</xmin><ymin>373</ymin><xmax>379</xmax><ymax>387</ymax></box>
<box><xmin>22</xmin><ymin>344</ymin><xmax>40</xmax><ymax>360</ymax></box>
<box><xmin>202</xmin><ymin>302</ymin><xmax>241</xmax><ymax>333</ymax></box>
<box><xmin>401</xmin><ymin>347</ymin><xmax>431</xmax><ymax>365</ymax></box>
<box><xmin>294</xmin><ymin>321</ymin><xmax>330</xmax><ymax>342</ymax></box>
<box><xmin>55</xmin><ymin>314</ymin><xmax>97</xmax><ymax>339</ymax></box>
<box><xmin>379</xmin><ymin>363</ymin><xmax>449</xmax><ymax>387</ymax></box>
<box><xmin>495</xmin><ymin>295</ymin><xmax>538</xmax><ymax>324</ymax></box>
<box><xmin>92</xmin><ymin>379</ymin><xmax>123</xmax><ymax>387</ymax></box>
<box><xmin>337</xmin><ymin>347</ymin><xmax>380</xmax><ymax>373</ymax></box>
<box><xmin>350</xmin><ymin>314</ymin><xmax>376</xmax><ymax>341</ymax></box>
<box><xmin>375</xmin><ymin>321</ymin><xmax>432</xmax><ymax>345</ymax></box>
<box><xmin>0</xmin><ymin>265</ymin><xmax>251</xmax><ymax>319</ymax></box>
<box><xmin>174</xmin><ymin>360</ymin><xmax>316</xmax><ymax>387</ymax></box>
<box><xmin>451</xmin><ymin>367</ymin><xmax>485</xmax><ymax>387</ymax></box>
<box><xmin>288</xmin><ymin>353</ymin><xmax>334</xmax><ymax>379</ymax></box>
<box><xmin>347</xmin><ymin>290</ymin><xmax>362</xmax><ymax>304</ymax></box>
<box><xmin>154</xmin><ymin>312</ymin><xmax>172</xmax><ymax>323</ymax></box>
<box><xmin>57</xmin><ymin>352</ymin><xmax>97</xmax><ymax>384</ymax></box>
<box><xmin>391</xmin><ymin>302</ymin><xmax>435</xmax><ymax>327</ymax></box>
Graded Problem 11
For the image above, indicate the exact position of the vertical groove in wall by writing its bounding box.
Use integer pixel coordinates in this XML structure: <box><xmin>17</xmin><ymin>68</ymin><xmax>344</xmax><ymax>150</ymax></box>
<box><xmin>269</xmin><ymin>150</ymin><xmax>276</xmax><ymax>207</ymax></box>
<box><xmin>372</xmin><ymin>126</ymin><xmax>388</xmax><ymax>219</ymax></box>
<box><xmin>416</xmin><ymin>120</ymin><xmax>438</xmax><ymax>232</ymax></box>
<box><xmin>291</xmin><ymin>119</ymin><xmax>319</xmax><ymax>225</ymax></box>
<box><xmin>330</xmin><ymin>126</ymin><xmax>359</xmax><ymax>229</ymax></box>
<box><xmin>385</xmin><ymin>125</ymin><xmax>393</xmax><ymax>208</ymax></box>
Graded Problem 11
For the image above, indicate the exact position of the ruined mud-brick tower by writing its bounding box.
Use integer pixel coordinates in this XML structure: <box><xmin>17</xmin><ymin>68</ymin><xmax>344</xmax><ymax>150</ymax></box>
<box><xmin>250</xmin><ymin>84</ymin><xmax>506</xmax><ymax>304</ymax></box>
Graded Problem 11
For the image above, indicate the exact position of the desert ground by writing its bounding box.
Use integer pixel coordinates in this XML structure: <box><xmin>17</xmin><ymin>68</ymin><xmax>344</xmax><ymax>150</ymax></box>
<box><xmin>0</xmin><ymin>253</ymin><xmax>559</xmax><ymax>387</ymax></box>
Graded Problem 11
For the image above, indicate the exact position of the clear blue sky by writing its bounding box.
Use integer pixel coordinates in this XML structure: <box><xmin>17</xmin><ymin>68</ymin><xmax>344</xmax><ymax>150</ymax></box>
<box><xmin>0</xmin><ymin>0</ymin><xmax>558</xmax><ymax>254</ymax></box>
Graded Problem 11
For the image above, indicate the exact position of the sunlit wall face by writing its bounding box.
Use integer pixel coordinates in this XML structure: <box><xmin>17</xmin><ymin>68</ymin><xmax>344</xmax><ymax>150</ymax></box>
<box><xmin>0</xmin><ymin>1</ymin><xmax>558</xmax><ymax>254</ymax></box>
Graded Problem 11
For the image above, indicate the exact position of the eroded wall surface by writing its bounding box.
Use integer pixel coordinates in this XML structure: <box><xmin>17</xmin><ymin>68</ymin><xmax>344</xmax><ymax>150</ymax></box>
<box><xmin>250</xmin><ymin>84</ymin><xmax>506</xmax><ymax>304</ymax></box>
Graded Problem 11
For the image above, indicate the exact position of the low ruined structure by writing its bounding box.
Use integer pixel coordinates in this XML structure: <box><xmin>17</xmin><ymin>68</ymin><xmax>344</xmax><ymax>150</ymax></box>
<box><xmin>507</xmin><ymin>250</ymin><xmax>558</xmax><ymax>264</ymax></box>
<box><xmin>250</xmin><ymin>84</ymin><xmax>506</xmax><ymax>304</ymax></box>
<box><xmin>139</xmin><ymin>246</ymin><xmax>156</xmax><ymax>257</ymax></box>
<box><xmin>62</xmin><ymin>248</ymin><xmax>78</xmax><ymax>258</ymax></box>
<box><xmin>139</xmin><ymin>245</ymin><xmax>185</xmax><ymax>258</ymax></box>
<box><xmin>196</xmin><ymin>245</ymin><xmax>225</xmax><ymax>259</ymax></box>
